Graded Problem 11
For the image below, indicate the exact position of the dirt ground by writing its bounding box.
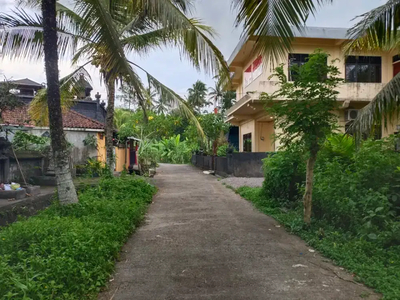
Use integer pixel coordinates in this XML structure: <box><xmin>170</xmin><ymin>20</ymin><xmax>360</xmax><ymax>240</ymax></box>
<box><xmin>98</xmin><ymin>164</ymin><xmax>380</xmax><ymax>300</ymax></box>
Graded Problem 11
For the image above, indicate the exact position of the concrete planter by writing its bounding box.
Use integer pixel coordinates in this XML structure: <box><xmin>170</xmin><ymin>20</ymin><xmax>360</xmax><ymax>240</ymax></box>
<box><xmin>0</xmin><ymin>188</ymin><xmax>26</xmax><ymax>200</ymax></box>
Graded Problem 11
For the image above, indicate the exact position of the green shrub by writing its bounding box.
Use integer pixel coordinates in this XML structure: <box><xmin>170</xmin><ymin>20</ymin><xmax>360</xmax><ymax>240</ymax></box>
<box><xmin>0</xmin><ymin>176</ymin><xmax>156</xmax><ymax>299</ymax></box>
<box><xmin>155</xmin><ymin>135</ymin><xmax>192</xmax><ymax>164</ymax></box>
<box><xmin>262</xmin><ymin>146</ymin><xmax>305</xmax><ymax>205</ymax></box>
<box><xmin>313</xmin><ymin>136</ymin><xmax>400</xmax><ymax>237</ymax></box>
<box><xmin>217</xmin><ymin>144</ymin><xmax>228</xmax><ymax>157</ymax></box>
<box><xmin>248</xmin><ymin>135</ymin><xmax>400</xmax><ymax>298</ymax></box>
<box><xmin>238</xmin><ymin>186</ymin><xmax>400</xmax><ymax>299</ymax></box>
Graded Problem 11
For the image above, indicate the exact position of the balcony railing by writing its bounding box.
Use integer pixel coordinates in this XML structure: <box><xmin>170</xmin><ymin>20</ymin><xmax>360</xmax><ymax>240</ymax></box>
<box><xmin>239</xmin><ymin>80</ymin><xmax>385</xmax><ymax>102</ymax></box>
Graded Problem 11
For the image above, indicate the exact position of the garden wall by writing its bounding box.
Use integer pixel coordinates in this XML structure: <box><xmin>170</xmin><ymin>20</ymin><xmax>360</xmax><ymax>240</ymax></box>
<box><xmin>192</xmin><ymin>152</ymin><xmax>272</xmax><ymax>177</ymax></box>
<box><xmin>9</xmin><ymin>151</ymin><xmax>44</xmax><ymax>183</ymax></box>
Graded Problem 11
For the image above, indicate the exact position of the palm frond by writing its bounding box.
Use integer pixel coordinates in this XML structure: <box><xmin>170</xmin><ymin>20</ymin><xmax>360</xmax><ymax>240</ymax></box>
<box><xmin>349</xmin><ymin>72</ymin><xmax>400</xmax><ymax>139</ymax></box>
<box><xmin>132</xmin><ymin>0</ymin><xmax>228</xmax><ymax>77</ymax></box>
<box><xmin>29</xmin><ymin>65</ymin><xmax>91</xmax><ymax>125</ymax></box>
<box><xmin>233</xmin><ymin>0</ymin><xmax>332</xmax><ymax>63</ymax></box>
<box><xmin>346</xmin><ymin>0</ymin><xmax>400</xmax><ymax>52</ymax></box>
<box><xmin>73</xmin><ymin>0</ymin><xmax>145</xmax><ymax>99</ymax></box>
<box><xmin>121</xmin><ymin>28</ymin><xmax>175</xmax><ymax>54</ymax></box>
<box><xmin>128</xmin><ymin>59</ymin><xmax>204</xmax><ymax>139</ymax></box>
<box><xmin>0</xmin><ymin>8</ymin><xmax>84</xmax><ymax>61</ymax></box>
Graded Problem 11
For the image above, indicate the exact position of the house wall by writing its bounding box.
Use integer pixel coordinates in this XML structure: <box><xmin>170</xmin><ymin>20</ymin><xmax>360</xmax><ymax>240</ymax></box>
<box><xmin>115</xmin><ymin>147</ymin><xmax>127</xmax><ymax>172</ymax></box>
<box><xmin>382</xmin><ymin>115</ymin><xmax>400</xmax><ymax>138</ymax></box>
<box><xmin>239</xmin><ymin>43</ymin><xmax>394</xmax><ymax>99</ymax></box>
<box><xmin>97</xmin><ymin>133</ymin><xmax>106</xmax><ymax>163</ymax></box>
<box><xmin>255</xmin><ymin>121</ymin><xmax>275</xmax><ymax>152</ymax></box>
<box><xmin>230</xmin><ymin>38</ymin><xmax>400</xmax><ymax>151</ymax></box>
<box><xmin>7</xmin><ymin>128</ymin><xmax>100</xmax><ymax>165</ymax></box>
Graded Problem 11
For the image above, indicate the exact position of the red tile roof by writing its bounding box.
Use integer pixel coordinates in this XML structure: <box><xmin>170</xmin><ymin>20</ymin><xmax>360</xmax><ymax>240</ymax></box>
<box><xmin>1</xmin><ymin>105</ymin><xmax>104</xmax><ymax>130</ymax></box>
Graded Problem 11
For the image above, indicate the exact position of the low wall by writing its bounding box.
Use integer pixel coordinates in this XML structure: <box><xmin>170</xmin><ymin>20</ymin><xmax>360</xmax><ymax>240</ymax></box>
<box><xmin>9</xmin><ymin>151</ymin><xmax>44</xmax><ymax>183</ymax></box>
<box><xmin>0</xmin><ymin>190</ymin><xmax>54</xmax><ymax>227</ymax></box>
<box><xmin>192</xmin><ymin>152</ymin><xmax>273</xmax><ymax>178</ymax></box>
<box><xmin>231</xmin><ymin>152</ymin><xmax>269</xmax><ymax>177</ymax></box>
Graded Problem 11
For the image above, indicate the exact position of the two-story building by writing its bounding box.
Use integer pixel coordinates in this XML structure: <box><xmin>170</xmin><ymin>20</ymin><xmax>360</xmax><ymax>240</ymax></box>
<box><xmin>226</xmin><ymin>26</ymin><xmax>399</xmax><ymax>152</ymax></box>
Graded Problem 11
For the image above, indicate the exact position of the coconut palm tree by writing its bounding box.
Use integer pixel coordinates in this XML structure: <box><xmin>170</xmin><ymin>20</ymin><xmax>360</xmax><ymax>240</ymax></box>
<box><xmin>40</xmin><ymin>0</ymin><xmax>78</xmax><ymax>204</ymax></box>
<box><xmin>345</xmin><ymin>1</ymin><xmax>400</xmax><ymax>137</ymax></box>
<box><xmin>0</xmin><ymin>0</ymin><xmax>228</xmax><ymax>170</ymax></box>
<box><xmin>153</xmin><ymin>97</ymin><xmax>170</xmax><ymax>115</ymax></box>
<box><xmin>208</xmin><ymin>77</ymin><xmax>224</xmax><ymax>110</ymax></box>
<box><xmin>187</xmin><ymin>80</ymin><xmax>209</xmax><ymax>112</ymax></box>
<box><xmin>233</xmin><ymin>0</ymin><xmax>331</xmax><ymax>62</ymax></box>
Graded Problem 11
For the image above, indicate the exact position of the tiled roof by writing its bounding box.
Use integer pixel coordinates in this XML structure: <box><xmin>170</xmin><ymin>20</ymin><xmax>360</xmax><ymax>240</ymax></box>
<box><xmin>1</xmin><ymin>105</ymin><xmax>104</xmax><ymax>130</ymax></box>
<box><xmin>9</xmin><ymin>78</ymin><xmax>43</xmax><ymax>87</ymax></box>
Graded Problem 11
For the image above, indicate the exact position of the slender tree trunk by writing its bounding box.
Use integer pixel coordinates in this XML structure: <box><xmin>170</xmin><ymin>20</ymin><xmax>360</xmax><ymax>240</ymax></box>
<box><xmin>139</xmin><ymin>99</ymin><xmax>148</xmax><ymax>124</ymax></box>
<box><xmin>41</xmin><ymin>0</ymin><xmax>78</xmax><ymax>205</ymax></box>
<box><xmin>303</xmin><ymin>151</ymin><xmax>317</xmax><ymax>224</ymax></box>
<box><xmin>105</xmin><ymin>76</ymin><xmax>115</xmax><ymax>172</ymax></box>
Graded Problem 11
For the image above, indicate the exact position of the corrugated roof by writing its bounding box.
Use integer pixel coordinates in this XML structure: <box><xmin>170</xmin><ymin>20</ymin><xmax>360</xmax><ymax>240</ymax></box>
<box><xmin>1</xmin><ymin>105</ymin><xmax>104</xmax><ymax>130</ymax></box>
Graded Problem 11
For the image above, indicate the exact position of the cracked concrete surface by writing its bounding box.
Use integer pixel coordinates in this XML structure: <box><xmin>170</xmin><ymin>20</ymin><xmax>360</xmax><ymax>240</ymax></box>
<box><xmin>98</xmin><ymin>164</ymin><xmax>379</xmax><ymax>300</ymax></box>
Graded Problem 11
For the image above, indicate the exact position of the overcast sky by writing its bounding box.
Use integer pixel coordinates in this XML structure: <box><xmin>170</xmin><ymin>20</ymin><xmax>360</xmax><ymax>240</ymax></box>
<box><xmin>0</xmin><ymin>0</ymin><xmax>384</xmax><ymax>104</ymax></box>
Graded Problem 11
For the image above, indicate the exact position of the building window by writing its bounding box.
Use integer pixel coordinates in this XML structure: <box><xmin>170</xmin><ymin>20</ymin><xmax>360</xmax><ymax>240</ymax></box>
<box><xmin>288</xmin><ymin>54</ymin><xmax>309</xmax><ymax>81</ymax></box>
<box><xmin>243</xmin><ymin>133</ymin><xmax>252</xmax><ymax>152</ymax></box>
<box><xmin>345</xmin><ymin>56</ymin><xmax>381</xmax><ymax>83</ymax></box>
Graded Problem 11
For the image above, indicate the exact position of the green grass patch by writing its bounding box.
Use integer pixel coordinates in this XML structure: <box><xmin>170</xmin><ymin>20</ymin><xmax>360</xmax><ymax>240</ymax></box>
<box><xmin>237</xmin><ymin>186</ymin><xmax>400</xmax><ymax>299</ymax></box>
<box><xmin>0</xmin><ymin>175</ymin><xmax>156</xmax><ymax>299</ymax></box>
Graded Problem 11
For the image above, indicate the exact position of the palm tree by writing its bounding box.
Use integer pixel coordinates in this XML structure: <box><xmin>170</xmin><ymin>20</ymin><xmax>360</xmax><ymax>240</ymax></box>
<box><xmin>208</xmin><ymin>78</ymin><xmax>223</xmax><ymax>110</ymax></box>
<box><xmin>187</xmin><ymin>80</ymin><xmax>209</xmax><ymax>112</ymax></box>
<box><xmin>40</xmin><ymin>0</ymin><xmax>78</xmax><ymax>204</ymax></box>
<box><xmin>0</xmin><ymin>0</ymin><xmax>228</xmax><ymax>170</ymax></box>
<box><xmin>140</xmin><ymin>85</ymin><xmax>156</xmax><ymax>121</ymax></box>
<box><xmin>114</xmin><ymin>108</ymin><xmax>132</xmax><ymax>130</ymax></box>
<box><xmin>118</xmin><ymin>83</ymin><xmax>138</xmax><ymax>110</ymax></box>
<box><xmin>345</xmin><ymin>1</ymin><xmax>400</xmax><ymax>137</ymax></box>
<box><xmin>221</xmin><ymin>90</ymin><xmax>236</xmax><ymax>112</ymax></box>
<box><xmin>153</xmin><ymin>97</ymin><xmax>170</xmax><ymax>115</ymax></box>
<box><xmin>233</xmin><ymin>0</ymin><xmax>330</xmax><ymax>62</ymax></box>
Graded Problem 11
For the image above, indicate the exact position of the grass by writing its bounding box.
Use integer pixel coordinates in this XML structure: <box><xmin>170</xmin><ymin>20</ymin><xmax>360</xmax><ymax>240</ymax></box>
<box><xmin>236</xmin><ymin>186</ymin><xmax>400</xmax><ymax>300</ymax></box>
<box><xmin>0</xmin><ymin>175</ymin><xmax>156</xmax><ymax>299</ymax></box>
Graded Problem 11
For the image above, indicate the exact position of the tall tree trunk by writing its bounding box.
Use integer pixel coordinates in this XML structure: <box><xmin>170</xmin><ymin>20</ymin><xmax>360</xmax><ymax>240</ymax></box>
<box><xmin>105</xmin><ymin>76</ymin><xmax>115</xmax><ymax>172</ymax></box>
<box><xmin>41</xmin><ymin>0</ymin><xmax>78</xmax><ymax>205</ymax></box>
<box><xmin>139</xmin><ymin>99</ymin><xmax>148</xmax><ymax>124</ymax></box>
<box><xmin>303</xmin><ymin>151</ymin><xmax>317</xmax><ymax>224</ymax></box>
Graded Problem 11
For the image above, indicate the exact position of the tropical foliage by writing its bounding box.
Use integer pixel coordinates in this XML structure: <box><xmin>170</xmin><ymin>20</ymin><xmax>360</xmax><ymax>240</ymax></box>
<box><xmin>187</xmin><ymin>80</ymin><xmax>209</xmax><ymax>112</ymax></box>
<box><xmin>261</xmin><ymin>50</ymin><xmax>342</xmax><ymax>223</ymax></box>
<box><xmin>12</xmin><ymin>131</ymin><xmax>50</xmax><ymax>152</ymax></box>
<box><xmin>0</xmin><ymin>78</ymin><xmax>22</xmax><ymax>114</ymax></box>
<box><xmin>114</xmin><ymin>108</ymin><xmax>231</xmax><ymax>163</ymax></box>
<box><xmin>0</xmin><ymin>175</ymin><xmax>156</xmax><ymax>299</ymax></box>
<box><xmin>154</xmin><ymin>135</ymin><xmax>192</xmax><ymax>164</ymax></box>
<box><xmin>233</xmin><ymin>0</ymin><xmax>330</xmax><ymax>62</ymax></box>
<box><xmin>346</xmin><ymin>0</ymin><xmax>400</xmax><ymax>137</ymax></box>
<box><xmin>0</xmin><ymin>0</ymin><xmax>228</xmax><ymax>168</ymax></box>
<box><xmin>239</xmin><ymin>134</ymin><xmax>400</xmax><ymax>298</ymax></box>
<box><xmin>184</xmin><ymin>113</ymin><xmax>230</xmax><ymax>154</ymax></box>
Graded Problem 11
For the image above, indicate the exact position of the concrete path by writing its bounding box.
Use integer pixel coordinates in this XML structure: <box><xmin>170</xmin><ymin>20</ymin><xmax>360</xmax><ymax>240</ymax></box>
<box><xmin>99</xmin><ymin>164</ymin><xmax>379</xmax><ymax>300</ymax></box>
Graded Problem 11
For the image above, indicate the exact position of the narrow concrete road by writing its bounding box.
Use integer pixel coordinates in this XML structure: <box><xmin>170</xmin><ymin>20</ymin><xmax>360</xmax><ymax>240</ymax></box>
<box><xmin>99</xmin><ymin>164</ymin><xmax>379</xmax><ymax>300</ymax></box>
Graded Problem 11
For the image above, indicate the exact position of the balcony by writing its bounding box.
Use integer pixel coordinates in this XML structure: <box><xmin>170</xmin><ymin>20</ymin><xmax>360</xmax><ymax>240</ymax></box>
<box><xmin>228</xmin><ymin>80</ymin><xmax>386</xmax><ymax>124</ymax></box>
<box><xmin>241</xmin><ymin>79</ymin><xmax>385</xmax><ymax>102</ymax></box>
